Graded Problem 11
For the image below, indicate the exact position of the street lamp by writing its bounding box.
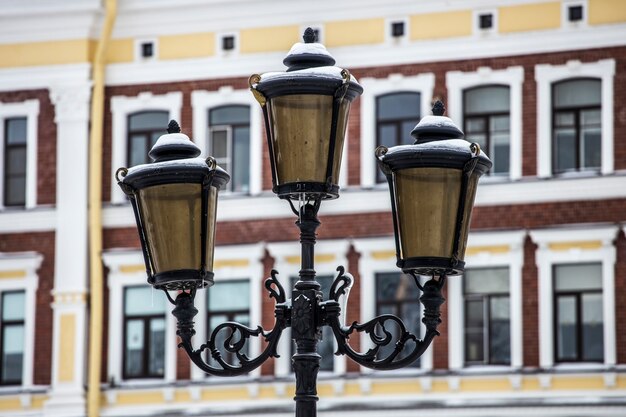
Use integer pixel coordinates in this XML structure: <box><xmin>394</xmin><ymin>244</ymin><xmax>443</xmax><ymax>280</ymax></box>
<box><xmin>116</xmin><ymin>28</ymin><xmax>491</xmax><ymax>417</ymax></box>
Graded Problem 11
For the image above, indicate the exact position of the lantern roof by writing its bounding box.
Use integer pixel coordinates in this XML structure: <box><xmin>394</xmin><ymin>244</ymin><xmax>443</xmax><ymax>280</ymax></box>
<box><xmin>411</xmin><ymin>101</ymin><xmax>464</xmax><ymax>143</ymax></box>
<box><xmin>251</xmin><ymin>27</ymin><xmax>363</xmax><ymax>100</ymax></box>
<box><xmin>120</xmin><ymin>120</ymin><xmax>230</xmax><ymax>191</ymax></box>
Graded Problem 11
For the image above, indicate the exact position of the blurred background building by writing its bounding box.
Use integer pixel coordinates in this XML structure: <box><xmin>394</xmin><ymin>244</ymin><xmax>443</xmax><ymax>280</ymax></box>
<box><xmin>0</xmin><ymin>0</ymin><xmax>625</xmax><ymax>416</ymax></box>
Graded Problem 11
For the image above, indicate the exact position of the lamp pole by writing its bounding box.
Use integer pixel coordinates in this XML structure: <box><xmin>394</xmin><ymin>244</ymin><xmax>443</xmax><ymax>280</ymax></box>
<box><xmin>117</xmin><ymin>28</ymin><xmax>492</xmax><ymax>417</ymax></box>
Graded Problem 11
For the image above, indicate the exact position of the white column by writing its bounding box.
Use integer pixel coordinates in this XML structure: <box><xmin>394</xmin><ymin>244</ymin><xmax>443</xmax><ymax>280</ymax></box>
<box><xmin>44</xmin><ymin>82</ymin><xmax>92</xmax><ymax>417</ymax></box>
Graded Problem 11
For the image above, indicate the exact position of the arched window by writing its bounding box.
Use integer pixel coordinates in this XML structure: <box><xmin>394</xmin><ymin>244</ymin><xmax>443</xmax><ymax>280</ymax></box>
<box><xmin>209</xmin><ymin>105</ymin><xmax>251</xmax><ymax>193</ymax></box>
<box><xmin>552</xmin><ymin>78</ymin><xmax>601</xmax><ymax>173</ymax></box>
<box><xmin>127</xmin><ymin>111</ymin><xmax>169</xmax><ymax>166</ymax></box>
<box><xmin>375</xmin><ymin>92</ymin><xmax>421</xmax><ymax>182</ymax></box>
<box><xmin>463</xmin><ymin>85</ymin><xmax>510</xmax><ymax>176</ymax></box>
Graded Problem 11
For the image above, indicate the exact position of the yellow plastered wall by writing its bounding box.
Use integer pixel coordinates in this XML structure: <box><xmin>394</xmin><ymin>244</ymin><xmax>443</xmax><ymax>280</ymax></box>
<box><xmin>0</xmin><ymin>269</ymin><xmax>26</xmax><ymax>279</ymax></box>
<box><xmin>240</xmin><ymin>25</ymin><xmax>300</xmax><ymax>53</ymax></box>
<box><xmin>589</xmin><ymin>0</ymin><xmax>626</xmax><ymax>24</ymax></box>
<box><xmin>325</xmin><ymin>18</ymin><xmax>385</xmax><ymax>47</ymax></box>
<box><xmin>0</xmin><ymin>39</ymin><xmax>92</xmax><ymax>68</ymax></box>
<box><xmin>159</xmin><ymin>33</ymin><xmax>215</xmax><ymax>60</ymax></box>
<box><xmin>410</xmin><ymin>11</ymin><xmax>472</xmax><ymax>40</ymax></box>
<box><xmin>499</xmin><ymin>2</ymin><xmax>561</xmax><ymax>33</ymax></box>
<box><xmin>58</xmin><ymin>314</ymin><xmax>76</xmax><ymax>382</ymax></box>
<box><xmin>106</xmin><ymin>39</ymin><xmax>134</xmax><ymax>63</ymax></box>
<box><xmin>460</xmin><ymin>378</ymin><xmax>511</xmax><ymax>392</ymax></box>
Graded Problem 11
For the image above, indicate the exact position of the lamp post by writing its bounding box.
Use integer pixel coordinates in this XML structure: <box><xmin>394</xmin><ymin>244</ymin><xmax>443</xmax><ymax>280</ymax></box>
<box><xmin>116</xmin><ymin>28</ymin><xmax>491</xmax><ymax>417</ymax></box>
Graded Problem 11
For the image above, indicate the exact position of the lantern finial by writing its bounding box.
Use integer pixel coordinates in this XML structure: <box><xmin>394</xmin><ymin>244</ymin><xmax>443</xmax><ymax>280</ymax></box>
<box><xmin>167</xmin><ymin>120</ymin><xmax>181</xmax><ymax>134</ymax></box>
<box><xmin>303</xmin><ymin>27</ymin><xmax>317</xmax><ymax>43</ymax></box>
<box><xmin>432</xmin><ymin>100</ymin><xmax>445</xmax><ymax>116</ymax></box>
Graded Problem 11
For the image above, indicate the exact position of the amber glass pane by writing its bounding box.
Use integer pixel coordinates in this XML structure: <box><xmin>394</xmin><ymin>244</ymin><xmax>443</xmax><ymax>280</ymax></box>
<box><xmin>456</xmin><ymin>173</ymin><xmax>479</xmax><ymax>261</ymax></box>
<box><xmin>205</xmin><ymin>186</ymin><xmax>217</xmax><ymax>273</ymax></box>
<box><xmin>138</xmin><ymin>183</ymin><xmax>217</xmax><ymax>274</ymax></box>
<box><xmin>394</xmin><ymin>167</ymin><xmax>461</xmax><ymax>259</ymax></box>
<box><xmin>268</xmin><ymin>95</ymin><xmax>349</xmax><ymax>185</ymax></box>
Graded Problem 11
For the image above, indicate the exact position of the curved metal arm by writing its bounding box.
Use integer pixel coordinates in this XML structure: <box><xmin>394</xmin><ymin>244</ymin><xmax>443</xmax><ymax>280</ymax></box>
<box><xmin>324</xmin><ymin>267</ymin><xmax>446</xmax><ymax>370</ymax></box>
<box><xmin>168</xmin><ymin>270</ymin><xmax>289</xmax><ymax>377</ymax></box>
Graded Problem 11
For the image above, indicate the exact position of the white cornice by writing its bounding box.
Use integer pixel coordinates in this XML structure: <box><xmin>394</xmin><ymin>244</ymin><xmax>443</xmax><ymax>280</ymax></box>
<box><xmin>0</xmin><ymin>64</ymin><xmax>91</xmax><ymax>92</ymax></box>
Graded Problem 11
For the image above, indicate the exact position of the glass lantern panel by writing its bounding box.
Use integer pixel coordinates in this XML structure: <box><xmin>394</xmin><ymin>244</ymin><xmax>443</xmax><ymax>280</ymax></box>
<box><xmin>138</xmin><ymin>183</ymin><xmax>217</xmax><ymax>274</ymax></box>
<box><xmin>394</xmin><ymin>167</ymin><xmax>461</xmax><ymax>260</ymax></box>
<box><xmin>268</xmin><ymin>95</ymin><xmax>349</xmax><ymax>185</ymax></box>
<box><xmin>456</xmin><ymin>172</ymin><xmax>480</xmax><ymax>262</ymax></box>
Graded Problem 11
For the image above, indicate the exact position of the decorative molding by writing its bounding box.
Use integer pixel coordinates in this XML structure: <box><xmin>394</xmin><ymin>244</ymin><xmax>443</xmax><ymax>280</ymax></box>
<box><xmin>49</xmin><ymin>83</ymin><xmax>92</xmax><ymax>123</ymax></box>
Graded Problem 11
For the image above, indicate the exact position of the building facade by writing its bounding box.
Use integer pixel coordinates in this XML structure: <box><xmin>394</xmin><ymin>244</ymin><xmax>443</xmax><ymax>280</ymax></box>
<box><xmin>0</xmin><ymin>0</ymin><xmax>626</xmax><ymax>416</ymax></box>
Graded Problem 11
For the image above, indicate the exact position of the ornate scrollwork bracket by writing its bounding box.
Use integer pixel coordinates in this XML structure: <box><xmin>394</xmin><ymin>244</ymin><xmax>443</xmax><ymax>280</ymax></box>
<box><xmin>166</xmin><ymin>270</ymin><xmax>289</xmax><ymax>377</ymax></box>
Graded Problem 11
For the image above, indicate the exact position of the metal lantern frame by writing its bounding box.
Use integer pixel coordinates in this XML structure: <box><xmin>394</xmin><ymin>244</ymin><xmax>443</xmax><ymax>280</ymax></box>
<box><xmin>117</xmin><ymin>30</ymin><xmax>491</xmax><ymax>417</ymax></box>
<box><xmin>249</xmin><ymin>28</ymin><xmax>363</xmax><ymax>201</ymax></box>
<box><xmin>376</xmin><ymin>102</ymin><xmax>492</xmax><ymax>277</ymax></box>
<box><xmin>116</xmin><ymin>121</ymin><xmax>230</xmax><ymax>291</ymax></box>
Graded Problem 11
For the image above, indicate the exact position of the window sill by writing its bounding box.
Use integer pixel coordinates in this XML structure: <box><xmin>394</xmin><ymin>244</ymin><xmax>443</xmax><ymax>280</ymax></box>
<box><xmin>457</xmin><ymin>365</ymin><xmax>516</xmax><ymax>375</ymax></box>
<box><xmin>112</xmin><ymin>378</ymin><xmax>168</xmax><ymax>388</ymax></box>
<box><xmin>550</xmin><ymin>362</ymin><xmax>611</xmax><ymax>373</ymax></box>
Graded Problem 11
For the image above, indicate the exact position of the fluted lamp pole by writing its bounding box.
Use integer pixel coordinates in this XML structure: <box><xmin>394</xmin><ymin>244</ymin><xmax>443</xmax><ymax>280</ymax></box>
<box><xmin>117</xmin><ymin>28</ymin><xmax>492</xmax><ymax>417</ymax></box>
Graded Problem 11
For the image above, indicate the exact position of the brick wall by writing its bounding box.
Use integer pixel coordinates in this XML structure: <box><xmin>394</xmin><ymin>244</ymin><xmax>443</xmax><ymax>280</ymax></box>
<box><xmin>522</xmin><ymin>236</ymin><xmax>540</xmax><ymax>368</ymax></box>
<box><xmin>0</xmin><ymin>231</ymin><xmax>55</xmax><ymax>385</ymax></box>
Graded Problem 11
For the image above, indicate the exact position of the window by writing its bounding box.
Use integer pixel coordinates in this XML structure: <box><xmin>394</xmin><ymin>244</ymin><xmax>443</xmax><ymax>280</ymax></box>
<box><xmin>0</xmin><ymin>291</ymin><xmax>25</xmax><ymax>385</ymax></box>
<box><xmin>3</xmin><ymin>118</ymin><xmax>27</xmax><ymax>207</ymax></box>
<box><xmin>375</xmin><ymin>272</ymin><xmax>421</xmax><ymax>367</ymax></box>
<box><xmin>391</xmin><ymin>21</ymin><xmax>405</xmax><ymax>37</ymax></box>
<box><xmin>568</xmin><ymin>5</ymin><xmax>583</xmax><ymax>22</ymax></box>
<box><xmin>464</xmin><ymin>86</ymin><xmax>511</xmax><ymax>175</ymax></box>
<box><xmin>222</xmin><ymin>35</ymin><xmax>235</xmax><ymax>51</ymax></box>
<box><xmin>375</xmin><ymin>92</ymin><xmax>420</xmax><ymax>182</ymax></box>
<box><xmin>123</xmin><ymin>286</ymin><xmax>167</xmax><ymax>379</ymax></box>
<box><xmin>207</xmin><ymin>279</ymin><xmax>250</xmax><ymax>367</ymax></box>
<box><xmin>479</xmin><ymin>13</ymin><xmax>493</xmax><ymax>29</ymax></box>
<box><xmin>209</xmin><ymin>105</ymin><xmax>251</xmax><ymax>193</ymax></box>
<box><xmin>127</xmin><ymin>111</ymin><xmax>169</xmax><ymax>167</ymax></box>
<box><xmin>464</xmin><ymin>268</ymin><xmax>510</xmax><ymax>365</ymax></box>
<box><xmin>290</xmin><ymin>275</ymin><xmax>335</xmax><ymax>372</ymax></box>
<box><xmin>552</xmin><ymin>78</ymin><xmax>601</xmax><ymax>174</ymax></box>
<box><xmin>554</xmin><ymin>263</ymin><xmax>603</xmax><ymax>363</ymax></box>
<box><xmin>140</xmin><ymin>42</ymin><xmax>154</xmax><ymax>58</ymax></box>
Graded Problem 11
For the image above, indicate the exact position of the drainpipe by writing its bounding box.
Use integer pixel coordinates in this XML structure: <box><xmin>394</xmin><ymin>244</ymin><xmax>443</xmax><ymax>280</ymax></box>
<box><xmin>88</xmin><ymin>1</ymin><xmax>117</xmax><ymax>417</ymax></box>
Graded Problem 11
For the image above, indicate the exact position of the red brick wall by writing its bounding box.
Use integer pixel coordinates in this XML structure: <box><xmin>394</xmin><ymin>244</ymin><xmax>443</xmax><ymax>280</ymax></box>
<box><xmin>0</xmin><ymin>232</ymin><xmax>55</xmax><ymax>385</ymax></box>
<box><xmin>0</xmin><ymin>90</ymin><xmax>56</xmax><ymax>205</ymax></box>
<box><xmin>615</xmin><ymin>230</ymin><xmax>626</xmax><ymax>364</ymax></box>
<box><xmin>522</xmin><ymin>236</ymin><xmax>539</xmax><ymax>368</ymax></box>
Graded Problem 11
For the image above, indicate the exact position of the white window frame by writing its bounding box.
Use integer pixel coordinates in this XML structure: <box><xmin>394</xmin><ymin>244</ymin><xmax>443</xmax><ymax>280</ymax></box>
<box><xmin>447</xmin><ymin>230</ymin><xmax>526</xmax><ymax>372</ymax></box>
<box><xmin>529</xmin><ymin>225</ymin><xmax>618</xmax><ymax>369</ymax></box>
<box><xmin>0</xmin><ymin>252</ymin><xmax>41</xmax><ymax>391</ymax></box>
<box><xmin>102</xmin><ymin>251</ymin><xmax>177</xmax><ymax>385</ymax></box>
<box><xmin>446</xmin><ymin>66</ymin><xmax>524</xmax><ymax>181</ymax></box>
<box><xmin>535</xmin><ymin>59</ymin><xmax>615</xmax><ymax>178</ymax></box>
<box><xmin>190</xmin><ymin>243</ymin><xmax>264</xmax><ymax>382</ymax></box>
<box><xmin>191</xmin><ymin>87</ymin><xmax>262</xmax><ymax>196</ymax></box>
<box><xmin>359</xmin><ymin>73</ymin><xmax>435</xmax><ymax>188</ymax></box>
<box><xmin>110</xmin><ymin>92</ymin><xmax>182</xmax><ymax>204</ymax></box>
<box><xmin>0</xmin><ymin>99</ymin><xmax>39</xmax><ymax>209</ymax></box>
<box><xmin>267</xmin><ymin>240</ymin><xmax>349</xmax><ymax>379</ymax></box>
<box><xmin>352</xmin><ymin>237</ymin><xmax>432</xmax><ymax>375</ymax></box>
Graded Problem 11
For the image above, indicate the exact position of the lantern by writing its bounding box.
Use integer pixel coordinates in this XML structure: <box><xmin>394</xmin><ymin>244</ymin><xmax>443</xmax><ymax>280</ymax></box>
<box><xmin>116</xmin><ymin>121</ymin><xmax>230</xmax><ymax>290</ymax></box>
<box><xmin>376</xmin><ymin>101</ymin><xmax>492</xmax><ymax>276</ymax></box>
<box><xmin>249</xmin><ymin>27</ymin><xmax>363</xmax><ymax>200</ymax></box>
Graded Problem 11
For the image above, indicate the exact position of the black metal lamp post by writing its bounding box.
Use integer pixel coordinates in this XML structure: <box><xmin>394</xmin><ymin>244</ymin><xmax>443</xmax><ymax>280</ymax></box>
<box><xmin>117</xmin><ymin>29</ymin><xmax>491</xmax><ymax>417</ymax></box>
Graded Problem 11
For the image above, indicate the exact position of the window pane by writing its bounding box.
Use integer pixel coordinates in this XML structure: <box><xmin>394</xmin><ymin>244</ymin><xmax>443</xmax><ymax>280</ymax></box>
<box><xmin>490</xmin><ymin>296</ymin><xmax>511</xmax><ymax>364</ymax></box>
<box><xmin>581</xmin><ymin>109</ymin><xmax>601</xmax><ymax>126</ymax></box>
<box><xmin>465</xmin><ymin>118</ymin><xmax>486</xmax><ymax>133</ymax></box>
<box><xmin>125</xmin><ymin>319</ymin><xmax>144</xmax><ymax>377</ymax></box>
<box><xmin>2</xmin><ymin>325</ymin><xmax>24</xmax><ymax>382</ymax></box>
<box><xmin>554</xmin><ymin>129</ymin><xmax>576</xmax><ymax>172</ymax></box>
<box><xmin>490</xmin><ymin>115</ymin><xmax>510</xmax><ymax>132</ymax></box>
<box><xmin>464</xmin><ymin>86</ymin><xmax>510</xmax><ymax>114</ymax></box>
<box><xmin>401</xmin><ymin>121</ymin><xmax>416</xmax><ymax>140</ymax></box>
<box><xmin>582</xmin><ymin>293</ymin><xmax>603</xmax><ymax>361</ymax></box>
<box><xmin>5</xmin><ymin>118</ymin><xmax>27</xmax><ymax>145</ymax></box>
<box><xmin>124</xmin><ymin>287</ymin><xmax>167</xmax><ymax>316</ymax></box>
<box><xmin>5</xmin><ymin>177</ymin><xmax>26</xmax><ymax>206</ymax></box>
<box><xmin>555</xmin><ymin>264</ymin><xmax>602</xmax><ymax>291</ymax></box>
<box><xmin>6</xmin><ymin>147</ymin><xmax>26</xmax><ymax>176</ymax></box>
<box><xmin>377</xmin><ymin>124</ymin><xmax>397</xmax><ymax>149</ymax></box>
<box><xmin>150</xmin><ymin>132</ymin><xmax>161</xmax><ymax>149</ymax></box>
<box><xmin>211</xmin><ymin>128</ymin><xmax>229</xmax><ymax>160</ymax></box>
<box><xmin>129</xmin><ymin>112</ymin><xmax>168</xmax><ymax>131</ymax></box>
<box><xmin>148</xmin><ymin>318</ymin><xmax>165</xmax><ymax>376</ymax></box>
<box><xmin>376</xmin><ymin>93</ymin><xmax>420</xmax><ymax>121</ymax></box>
<box><xmin>2</xmin><ymin>292</ymin><xmax>25</xmax><ymax>321</ymax></box>
<box><xmin>233</xmin><ymin>126</ymin><xmax>251</xmax><ymax>193</ymax></box>
<box><xmin>208</xmin><ymin>280</ymin><xmax>250</xmax><ymax>311</ymax></box>
<box><xmin>210</xmin><ymin>106</ymin><xmax>250</xmax><ymax>126</ymax></box>
<box><xmin>557</xmin><ymin>296</ymin><xmax>577</xmax><ymax>361</ymax></box>
<box><xmin>555</xmin><ymin>112</ymin><xmax>575</xmax><ymax>127</ymax></box>
<box><xmin>582</xmin><ymin>128</ymin><xmax>601</xmax><ymax>169</ymax></box>
<box><xmin>465</xmin><ymin>298</ymin><xmax>484</xmax><ymax>328</ymax></box>
<box><xmin>492</xmin><ymin>134</ymin><xmax>510</xmax><ymax>174</ymax></box>
<box><xmin>129</xmin><ymin>134</ymin><xmax>148</xmax><ymax>166</ymax></box>
<box><xmin>554</xmin><ymin>79</ymin><xmax>601</xmax><ymax>108</ymax></box>
<box><xmin>376</xmin><ymin>273</ymin><xmax>419</xmax><ymax>301</ymax></box>
<box><xmin>464</xmin><ymin>268</ymin><xmax>509</xmax><ymax>294</ymax></box>
<box><xmin>319</xmin><ymin>326</ymin><xmax>335</xmax><ymax>371</ymax></box>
